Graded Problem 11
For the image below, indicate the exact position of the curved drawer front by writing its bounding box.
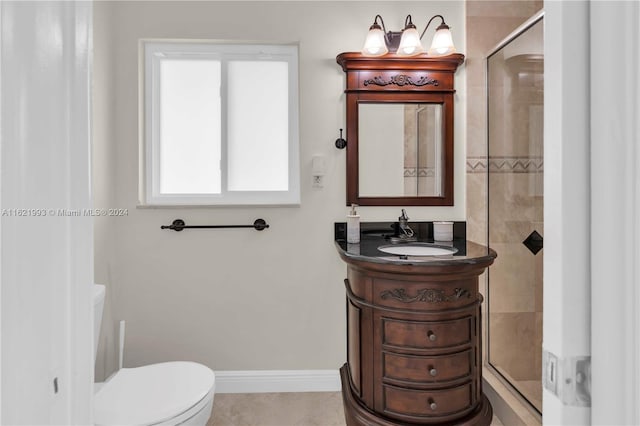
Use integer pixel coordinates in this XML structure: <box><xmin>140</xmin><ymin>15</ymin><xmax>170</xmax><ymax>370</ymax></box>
<box><xmin>382</xmin><ymin>317</ymin><xmax>472</xmax><ymax>350</ymax></box>
<box><xmin>382</xmin><ymin>382</ymin><xmax>473</xmax><ymax>420</ymax></box>
<box><xmin>383</xmin><ymin>350</ymin><xmax>471</xmax><ymax>384</ymax></box>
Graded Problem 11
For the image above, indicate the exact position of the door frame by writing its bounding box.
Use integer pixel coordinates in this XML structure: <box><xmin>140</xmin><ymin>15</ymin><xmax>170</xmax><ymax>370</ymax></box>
<box><xmin>589</xmin><ymin>2</ymin><xmax>640</xmax><ymax>424</ymax></box>
<box><xmin>544</xmin><ymin>1</ymin><xmax>640</xmax><ymax>424</ymax></box>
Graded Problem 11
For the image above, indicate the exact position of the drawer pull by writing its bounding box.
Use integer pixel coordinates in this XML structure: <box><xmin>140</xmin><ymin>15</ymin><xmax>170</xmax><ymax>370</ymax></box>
<box><xmin>429</xmin><ymin>368</ymin><xmax>438</xmax><ymax>377</ymax></box>
<box><xmin>427</xmin><ymin>331</ymin><xmax>437</xmax><ymax>341</ymax></box>
<box><xmin>428</xmin><ymin>398</ymin><xmax>438</xmax><ymax>411</ymax></box>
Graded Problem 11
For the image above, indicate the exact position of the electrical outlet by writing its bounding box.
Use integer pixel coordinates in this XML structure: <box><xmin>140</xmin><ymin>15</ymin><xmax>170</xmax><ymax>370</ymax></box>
<box><xmin>312</xmin><ymin>175</ymin><xmax>323</xmax><ymax>188</ymax></box>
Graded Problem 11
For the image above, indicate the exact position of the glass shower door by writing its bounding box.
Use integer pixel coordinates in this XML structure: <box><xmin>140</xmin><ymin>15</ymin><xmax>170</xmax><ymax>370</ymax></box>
<box><xmin>486</xmin><ymin>16</ymin><xmax>544</xmax><ymax>413</ymax></box>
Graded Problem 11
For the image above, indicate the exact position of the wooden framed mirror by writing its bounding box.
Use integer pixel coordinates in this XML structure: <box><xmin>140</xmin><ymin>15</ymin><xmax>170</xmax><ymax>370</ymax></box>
<box><xmin>336</xmin><ymin>52</ymin><xmax>464</xmax><ymax>206</ymax></box>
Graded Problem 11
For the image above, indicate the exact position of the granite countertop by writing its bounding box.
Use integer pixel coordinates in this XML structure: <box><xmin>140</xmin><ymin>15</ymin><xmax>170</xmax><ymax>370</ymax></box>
<box><xmin>335</xmin><ymin>236</ymin><xmax>496</xmax><ymax>267</ymax></box>
<box><xmin>334</xmin><ymin>221</ymin><xmax>496</xmax><ymax>267</ymax></box>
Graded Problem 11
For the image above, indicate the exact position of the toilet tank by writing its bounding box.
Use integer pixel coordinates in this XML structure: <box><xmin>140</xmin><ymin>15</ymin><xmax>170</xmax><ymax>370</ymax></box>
<box><xmin>93</xmin><ymin>284</ymin><xmax>106</xmax><ymax>364</ymax></box>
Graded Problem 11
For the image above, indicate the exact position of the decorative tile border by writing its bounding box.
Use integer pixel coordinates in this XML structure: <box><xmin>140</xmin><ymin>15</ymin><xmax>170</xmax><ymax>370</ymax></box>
<box><xmin>467</xmin><ymin>157</ymin><xmax>487</xmax><ymax>173</ymax></box>
<box><xmin>467</xmin><ymin>156</ymin><xmax>543</xmax><ymax>174</ymax></box>
<box><xmin>404</xmin><ymin>167</ymin><xmax>436</xmax><ymax>178</ymax></box>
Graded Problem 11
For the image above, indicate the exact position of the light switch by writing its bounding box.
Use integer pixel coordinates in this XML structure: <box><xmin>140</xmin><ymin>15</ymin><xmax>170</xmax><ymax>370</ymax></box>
<box><xmin>312</xmin><ymin>155</ymin><xmax>326</xmax><ymax>188</ymax></box>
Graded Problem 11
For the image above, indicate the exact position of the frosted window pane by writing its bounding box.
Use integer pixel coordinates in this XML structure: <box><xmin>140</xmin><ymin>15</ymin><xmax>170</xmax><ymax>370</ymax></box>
<box><xmin>228</xmin><ymin>61</ymin><xmax>289</xmax><ymax>191</ymax></box>
<box><xmin>159</xmin><ymin>59</ymin><xmax>221</xmax><ymax>194</ymax></box>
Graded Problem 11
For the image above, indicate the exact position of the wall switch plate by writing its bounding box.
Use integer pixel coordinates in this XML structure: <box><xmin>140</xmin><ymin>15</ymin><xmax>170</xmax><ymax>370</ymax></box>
<box><xmin>312</xmin><ymin>155</ymin><xmax>325</xmax><ymax>188</ymax></box>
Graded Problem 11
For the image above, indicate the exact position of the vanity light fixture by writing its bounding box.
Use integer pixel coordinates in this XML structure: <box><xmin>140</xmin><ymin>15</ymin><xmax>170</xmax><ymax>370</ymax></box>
<box><xmin>361</xmin><ymin>14</ymin><xmax>456</xmax><ymax>57</ymax></box>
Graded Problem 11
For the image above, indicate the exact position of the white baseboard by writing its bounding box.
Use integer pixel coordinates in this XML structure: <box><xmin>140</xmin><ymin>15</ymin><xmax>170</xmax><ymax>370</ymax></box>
<box><xmin>214</xmin><ymin>370</ymin><xmax>341</xmax><ymax>394</ymax></box>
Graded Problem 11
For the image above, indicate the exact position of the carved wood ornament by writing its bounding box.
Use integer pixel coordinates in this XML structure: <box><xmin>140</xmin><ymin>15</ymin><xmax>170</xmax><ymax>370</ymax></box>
<box><xmin>380</xmin><ymin>287</ymin><xmax>471</xmax><ymax>303</ymax></box>
<box><xmin>363</xmin><ymin>74</ymin><xmax>439</xmax><ymax>87</ymax></box>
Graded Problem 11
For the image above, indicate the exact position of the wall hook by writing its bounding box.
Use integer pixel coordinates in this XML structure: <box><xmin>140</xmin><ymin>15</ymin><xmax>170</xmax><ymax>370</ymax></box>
<box><xmin>335</xmin><ymin>128</ymin><xmax>347</xmax><ymax>149</ymax></box>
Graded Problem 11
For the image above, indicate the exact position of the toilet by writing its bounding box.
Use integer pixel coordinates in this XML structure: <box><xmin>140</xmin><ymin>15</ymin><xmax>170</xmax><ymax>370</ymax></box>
<box><xmin>93</xmin><ymin>285</ymin><xmax>216</xmax><ymax>425</ymax></box>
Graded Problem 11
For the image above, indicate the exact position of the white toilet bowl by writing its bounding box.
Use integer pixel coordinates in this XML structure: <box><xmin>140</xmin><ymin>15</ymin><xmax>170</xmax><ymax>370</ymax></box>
<box><xmin>94</xmin><ymin>361</ymin><xmax>215</xmax><ymax>426</ymax></box>
<box><xmin>93</xmin><ymin>285</ymin><xmax>215</xmax><ymax>425</ymax></box>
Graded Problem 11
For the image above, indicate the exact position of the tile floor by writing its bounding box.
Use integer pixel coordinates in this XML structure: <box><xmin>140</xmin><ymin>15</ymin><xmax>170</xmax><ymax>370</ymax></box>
<box><xmin>209</xmin><ymin>392</ymin><xmax>504</xmax><ymax>426</ymax></box>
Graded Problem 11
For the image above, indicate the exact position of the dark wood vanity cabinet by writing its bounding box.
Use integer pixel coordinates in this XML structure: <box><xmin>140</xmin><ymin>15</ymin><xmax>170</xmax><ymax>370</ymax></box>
<box><xmin>339</xmin><ymin>255</ymin><xmax>495</xmax><ymax>426</ymax></box>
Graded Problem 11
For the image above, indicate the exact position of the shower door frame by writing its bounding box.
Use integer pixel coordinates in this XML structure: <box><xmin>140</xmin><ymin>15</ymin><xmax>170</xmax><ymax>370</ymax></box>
<box><xmin>484</xmin><ymin>9</ymin><xmax>545</xmax><ymax>417</ymax></box>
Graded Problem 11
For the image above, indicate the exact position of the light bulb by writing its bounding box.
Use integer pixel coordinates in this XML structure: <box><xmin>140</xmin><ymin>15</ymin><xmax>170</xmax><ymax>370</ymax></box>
<box><xmin>428</xmin><ymin>26</ymin><xmax>455</xmax><ymax>56</ymax></box>
<box><xmin>362</xmin><ymin>26</ymin><xmax>388</xmax><ymax>57</ymax></box>
<box><xmin>397</xmin><ymin>26</ymin><xmax>423</xmax><ymax>57</ymax></box>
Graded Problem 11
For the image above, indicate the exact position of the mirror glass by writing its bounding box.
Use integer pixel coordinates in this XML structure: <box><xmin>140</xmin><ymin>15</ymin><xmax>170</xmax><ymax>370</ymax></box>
<box><xmin>358</xmin><ymin>103</ymin><xmax>443</xmax><ymax>197</ymax></box>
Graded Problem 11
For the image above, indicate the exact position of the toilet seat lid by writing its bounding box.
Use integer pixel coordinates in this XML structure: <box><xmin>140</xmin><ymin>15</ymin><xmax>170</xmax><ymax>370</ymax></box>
<box><xmin>94</xmin><ymin>361</ymin><xmax>215</xmax><ymax>426</ymax></box>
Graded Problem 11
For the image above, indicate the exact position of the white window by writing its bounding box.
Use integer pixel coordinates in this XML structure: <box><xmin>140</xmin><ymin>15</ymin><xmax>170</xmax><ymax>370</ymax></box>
<box><xmin>141</xmin><ymin>41</ymin><xmax>300</xmax><ymax>205</ymax></box>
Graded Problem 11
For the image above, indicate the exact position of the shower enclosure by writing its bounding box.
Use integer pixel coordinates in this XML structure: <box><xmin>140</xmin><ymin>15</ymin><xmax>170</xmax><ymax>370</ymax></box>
<box><xmin>486</xmin><ymin>13</ymin><xmax>544</xmax><ymax>413</ymax></box>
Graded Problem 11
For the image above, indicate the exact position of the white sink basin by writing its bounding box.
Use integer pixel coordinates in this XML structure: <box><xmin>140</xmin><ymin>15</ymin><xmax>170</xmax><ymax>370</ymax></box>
<box><xmin>377</xmin><ymin>243</ymin><xmax>458</xmax><ymax>257</ymax></box>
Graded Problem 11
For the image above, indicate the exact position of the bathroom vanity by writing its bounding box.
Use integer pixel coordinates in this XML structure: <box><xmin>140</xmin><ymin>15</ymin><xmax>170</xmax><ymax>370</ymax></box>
<box><xmin>335</xmin><ymin>223</ymin><xmax>496</xmax><ymax>426</ymax></box>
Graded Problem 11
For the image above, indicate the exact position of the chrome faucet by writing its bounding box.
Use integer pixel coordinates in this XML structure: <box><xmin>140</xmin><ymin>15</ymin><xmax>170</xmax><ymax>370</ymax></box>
<box><xmin>398</xmin><ymin>209</ymin><xmax>415</xmax><ymax>239</ymax></box>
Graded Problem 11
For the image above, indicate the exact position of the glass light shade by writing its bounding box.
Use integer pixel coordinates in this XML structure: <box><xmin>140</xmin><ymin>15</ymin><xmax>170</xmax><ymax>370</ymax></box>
<box><xmin>361</xmin><ymin>27</ymin><xmax>388</xmax><ymax>57</ymax></box>
<box><xmin>397</xmin><ymin>26</ymin><xmax>424</xmax><ymax>57</ymax></box>
<box><xmin>428</xmin><ymin>27</ymin><xmax>456</xmax><ymax>56</ymax></box>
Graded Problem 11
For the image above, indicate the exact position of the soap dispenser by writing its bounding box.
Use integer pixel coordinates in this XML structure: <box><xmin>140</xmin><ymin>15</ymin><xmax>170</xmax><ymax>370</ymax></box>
<box><xmin>347</xmin><ymin>204</ymin><xmax>360</xmax><ymax>244</ymax></box>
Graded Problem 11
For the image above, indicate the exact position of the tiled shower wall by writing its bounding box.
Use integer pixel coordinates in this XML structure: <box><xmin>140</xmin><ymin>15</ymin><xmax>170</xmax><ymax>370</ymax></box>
<box><xmin>465</xmin><ymin>0</ymin><xmax>544</xmax><ymax>411</ymax></box>
<box><xmin>404</xmin><ymin>105</ymin><xmax>440</xmax><ymax>196</ymax></box>
<box><xmin>465</xmin><ymin>0</ymin><xmax>542</xmax><ymax>243</ymax></box>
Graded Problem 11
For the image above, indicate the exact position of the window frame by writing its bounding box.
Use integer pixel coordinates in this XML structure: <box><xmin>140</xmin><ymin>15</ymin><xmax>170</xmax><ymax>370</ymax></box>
<box><xmin>140</xmin><ymin>40</ymin><xmax>300</xmax><ymax>206</ymax></box>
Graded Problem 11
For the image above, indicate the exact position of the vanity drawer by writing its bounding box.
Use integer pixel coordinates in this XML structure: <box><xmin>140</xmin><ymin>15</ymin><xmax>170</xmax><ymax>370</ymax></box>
<box><xmin>382</xmin><ymin>382</ymin><xmax>473</xmax><ymax>420</ymax></box>
<box><xmin>382</xmin><ymin>317</ymin><xmax>472</xmax><ymax>350</ymax></box>
<box><xmin>383</xmin><ymin>350</ymin><xmax>471</xmax><ymax>384</ymax></box>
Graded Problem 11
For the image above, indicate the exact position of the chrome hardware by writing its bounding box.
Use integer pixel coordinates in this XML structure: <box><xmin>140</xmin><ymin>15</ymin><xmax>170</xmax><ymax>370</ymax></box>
<box><xmin>398</xmin><ymin>209</ymin><xmax>415</xmax><ymax>238</ymax></box>
<box><xmin>428</xmin><ymin>399</ymin><xmax>437</xmax><ymax>411</ymax></box>
<box><xmin>429</xmin><ymin>368</ymin><xmax>437</xmax><ymax>376</ymax></box>
<box><xmin>427</xmin><ymin>331</ymin><xmax>437</xmax><ymax>341</ymax></box>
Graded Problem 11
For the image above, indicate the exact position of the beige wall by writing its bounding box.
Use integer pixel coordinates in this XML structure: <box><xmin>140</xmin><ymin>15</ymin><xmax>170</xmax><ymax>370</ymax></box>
<box><xmin>93</xmin><ymin>1</ymin><xmax>466</xmax><ymax>379</ymax></box>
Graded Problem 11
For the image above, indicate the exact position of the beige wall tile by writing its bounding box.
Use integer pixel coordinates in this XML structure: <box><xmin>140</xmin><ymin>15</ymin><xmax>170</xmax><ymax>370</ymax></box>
<box><xmin>467</xmin><ymin>1</ymin><xmax>543</xmax><ymax>18</ymax></box>
<box><xmin>488</xmin><ymin>243</ymin><xmax>536</xmax><ymax>313</ymax></box>
<box><xmin>466</xmin><ymin>86</ymin><xmax>488</xmax><ymax>158</ymax></box>
<box><xmin>534</xmin><ymin>249</ymin><xmax>543</xmax><ymax>312</ymax></box>
<box><xmin>466</xmin><ymin>172</ymin><xmax>487</xmax><ymax>244</ymax></box>
<box><xmin>488</xmin><ymin>174</ymin><xmax>542</xmax><ymax>241</ymax></box>
<box><xmin>489</xmin><ymin>312</ymin><xmax>541</xmax><ymax>381</ymax></box>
